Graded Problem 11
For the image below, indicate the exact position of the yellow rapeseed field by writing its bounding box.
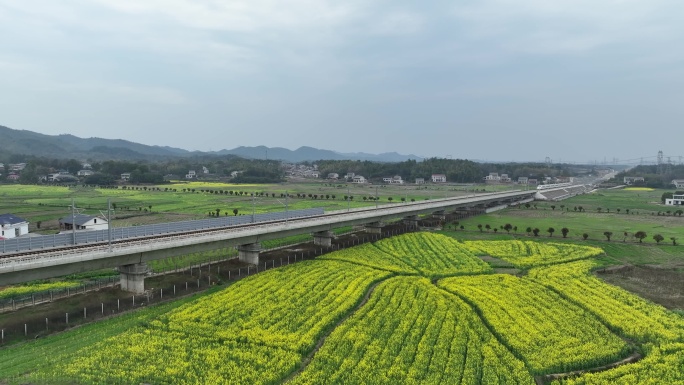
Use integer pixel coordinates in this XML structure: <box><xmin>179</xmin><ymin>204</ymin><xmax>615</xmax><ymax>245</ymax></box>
<box><xmin>3</xmin><ymin>232</ymin><xmax>682</xmax><ymax>384</ymax></box>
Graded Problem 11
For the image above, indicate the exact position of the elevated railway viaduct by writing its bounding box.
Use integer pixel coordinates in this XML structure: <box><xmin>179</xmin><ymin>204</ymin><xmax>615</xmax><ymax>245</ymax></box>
<box><xmin>0</xmin><ymin>190</ymin><xmax>536</xmax><ymax>292</ymax></box>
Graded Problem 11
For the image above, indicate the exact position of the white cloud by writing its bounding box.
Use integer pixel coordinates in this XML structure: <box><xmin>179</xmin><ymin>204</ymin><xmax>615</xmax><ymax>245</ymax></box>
<box><xmin>451</xmin><ymin>0</ymin><xmax>684</xmax><ymax>56</ymax></box>
<box><xmin>91</xmin><ymin>0</ymin><xmax>364</xmax><ymax>32</ymax></box>
<box><xmin>371</xmin><ymin>11</ymin><xmax>425</xmax><ymax>36</ymax></box>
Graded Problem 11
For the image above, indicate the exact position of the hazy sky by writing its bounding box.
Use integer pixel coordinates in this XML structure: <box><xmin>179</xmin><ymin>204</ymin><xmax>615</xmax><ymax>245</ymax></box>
<box><xmin>1</xmin><ymin>1</ymin><xmax>683</xmax><ymax>163</ymax></box>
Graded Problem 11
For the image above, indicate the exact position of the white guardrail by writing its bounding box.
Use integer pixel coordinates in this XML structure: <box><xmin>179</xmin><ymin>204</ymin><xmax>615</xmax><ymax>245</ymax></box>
<box><xmin>0</xmin><ymin>208</ymin><xmax>325</xmax><ymax>254</ymax></box>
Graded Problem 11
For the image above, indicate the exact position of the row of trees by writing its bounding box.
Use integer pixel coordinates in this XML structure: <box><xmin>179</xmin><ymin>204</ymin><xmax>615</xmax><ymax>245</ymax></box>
<box><xmin>464</xmin><ymin>222</ymin><xmax>677</xmax><ymax>245</ymax></box>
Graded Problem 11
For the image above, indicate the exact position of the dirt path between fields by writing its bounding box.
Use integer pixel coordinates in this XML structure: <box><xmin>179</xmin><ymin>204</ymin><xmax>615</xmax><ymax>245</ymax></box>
<box><xmin>537</xmin><ymin>351</ymin><xmax>642</xmax><ymax>384</ymax></box>
<box><xmin>283</xmin><ymin>279</ymin><xmax>386</xmax><ymax>383</ymax></box>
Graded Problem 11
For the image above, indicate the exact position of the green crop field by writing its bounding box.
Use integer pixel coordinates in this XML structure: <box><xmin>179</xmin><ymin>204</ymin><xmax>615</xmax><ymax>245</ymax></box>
<box><xmin>1</xmin><ymin>232</ymin><xmax>683</xmax><ymax>384</ymax></box>
<box><xmin>0</xmin><ymin>182</ymin><xmax>509</xmax><ymax>234</ymax></box>
<box><xmin>454</xmin><ymin>188</ymin><xmax>684</xmax><ymax>246</ymax></box>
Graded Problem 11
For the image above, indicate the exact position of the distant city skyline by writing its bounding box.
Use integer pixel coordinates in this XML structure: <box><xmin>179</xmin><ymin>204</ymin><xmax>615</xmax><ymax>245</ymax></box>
<box><xmin>1</xmin><ymin>1</ymin><xmax>682</xmax><ymax>162</ymax></box>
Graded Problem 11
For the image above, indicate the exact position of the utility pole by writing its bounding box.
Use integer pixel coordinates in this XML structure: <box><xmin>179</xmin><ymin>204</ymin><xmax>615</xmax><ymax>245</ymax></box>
<box><xmin>71</xmin><ymin>198</ymin><xmax>76</xmax><ymax>245</ymax></box>
<box><xmin>347</xmin><ymin>186</ymin><xmax>350</xmax><ymax>212</ymax></box>
<box><xmin>375</xmin><ymin>186</ymin><xmax>378</xmax><ymax>209</ymax></box>
<box><xmin>285</xmin><ymin>190</ymin><xmax>289</xmax><ymax>222</ymax></box>
<box><xmin>107</xmin><ymin>198</ymin><xmax>112</xmax><ymax>252</ymax></box>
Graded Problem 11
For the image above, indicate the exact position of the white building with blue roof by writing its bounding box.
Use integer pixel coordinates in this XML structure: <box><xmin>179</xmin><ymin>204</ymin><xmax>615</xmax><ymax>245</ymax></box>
<box><xmin>0</xmin><ymin>214</ymin><xmax>30</xmax><ymax>239</ymax></box>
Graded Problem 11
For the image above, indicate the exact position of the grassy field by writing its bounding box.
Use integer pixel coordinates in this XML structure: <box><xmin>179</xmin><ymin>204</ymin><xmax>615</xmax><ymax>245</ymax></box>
<box><xmin>455</xmin><ymin>188</ymin><xmax>684</xmax><ymax>246</ymax></box>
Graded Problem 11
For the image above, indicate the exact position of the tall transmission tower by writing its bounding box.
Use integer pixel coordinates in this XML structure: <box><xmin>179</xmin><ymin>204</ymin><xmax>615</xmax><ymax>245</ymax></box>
<box><xmin>657</xmin><ymin>150</ymin><xmax>664</xmax><ymax>174</ymax></box>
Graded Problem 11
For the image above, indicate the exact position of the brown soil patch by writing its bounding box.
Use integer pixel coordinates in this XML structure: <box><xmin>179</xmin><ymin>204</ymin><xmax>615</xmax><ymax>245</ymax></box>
<box><xmin>478</xmin><ymin>255</ymin><xmax>512</xmax><ymax>265</ymax></box>
<box><xmin>596</xmin><ymin>265</ymin><xmax>684</xmax><ymax>310</ymax></box>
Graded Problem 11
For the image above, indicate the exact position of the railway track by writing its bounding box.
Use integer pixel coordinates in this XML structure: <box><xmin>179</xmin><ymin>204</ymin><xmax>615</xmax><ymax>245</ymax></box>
<box><xmin>0</xmin><ymin>190</ymin><xmax>531</xmax><ymax>265</ymax></box>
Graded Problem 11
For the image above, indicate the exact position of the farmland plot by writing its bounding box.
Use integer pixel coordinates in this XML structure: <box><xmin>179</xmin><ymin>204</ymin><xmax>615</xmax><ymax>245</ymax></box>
<box><xmin>439</xmin><ymin>274</ymin><xmax>630</xmax><ymax>374</ymax></box>
<box><xmin>464</xmin><ymin>240</ymin><xmax>603</xmax><ymax>268</ymax></box>
<box><xmin>321</xmin><ymin>232</ymin><xmax>490</xmax><ymax>277</ymax></box>
<box><xmin>292</xmin><ymin>276</ymin><xmax>533</xmax><ymax>385</ymax></box>
<box><xmin>30</xmin><ymin>261</ymin><xmax>390</xmax><ymax>385</ymax></box>
<box><xmin>1</xmin><ymin>233</ymin><xmax>683</xmax><ymax>385</ymax></box>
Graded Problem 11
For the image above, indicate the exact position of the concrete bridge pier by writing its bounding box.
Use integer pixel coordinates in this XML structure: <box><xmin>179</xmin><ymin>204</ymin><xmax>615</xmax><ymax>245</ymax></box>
<box><xmin>238</xmin><ymin>243</ymin><xmax>262</xmax><ymax>265</ymax></box>
<box><xmin>432</xmin><ymin>210</ymin><xmax>446</xmax><ymax>221</ymax></box>
<box><xmin>365</xmin><ymin>221</ymin><xmax>385</xmax><ymax>234</ymax></box>
<box><xmin>403</xmin><ymin>215</ymin><xmax>420</xmax><ymax>229</ymax></box>
<box><xmin>118</xmin><ymin>262</ymin><xmax>149</xmax><ymax>294</ymax></box>
<box><xmin>313</xmin><ymin>230</ymin><xmax>334</xmax><ymax>247</ymax></box>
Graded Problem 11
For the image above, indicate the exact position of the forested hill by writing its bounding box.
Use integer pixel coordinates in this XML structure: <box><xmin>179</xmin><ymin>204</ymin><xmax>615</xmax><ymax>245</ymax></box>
<box><xmin>0</xmin><ymin>125</ymin><xmax>422</xmax><ymax>162</ymax></box>
<box><xmin>0</xmin><ymin>125</ymin><xmax>188</xmax><ymax>160</ymax></box>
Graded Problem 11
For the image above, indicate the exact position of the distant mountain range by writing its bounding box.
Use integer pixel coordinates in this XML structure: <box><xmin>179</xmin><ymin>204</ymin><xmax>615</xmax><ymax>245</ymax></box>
<box><xmin>0</xmin><ymin>125</ymin><xmax>423</xmax><ymax>163</ymax></box>
<box><xmin>215</xmin><ymin>146</ymin><xmax>423</xmax><ymax>163</ymax></box>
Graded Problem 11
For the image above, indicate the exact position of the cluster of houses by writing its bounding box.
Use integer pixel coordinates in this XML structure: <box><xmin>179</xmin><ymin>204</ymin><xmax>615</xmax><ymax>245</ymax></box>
<box><xmin>665</xmin><ymin>179</ymin><xmax>684</xmax><ymax>206</ymax></box>
<box><xmin>184</xmin><ymin>167</ymin><xmax>210</xmax><ymax>179</ymax></box>
<box><xmin>485</xmin><ymin>172</ymin><xmax>538</xmax><ymax>185</ymax></box>
<box><xmin>281</xmin><ymin>163</ymin><xmax>449</xmax><ymax>184</ymax></box>
<box><xmin>283</xmin><ymin>163</ymin><xmax>320</xmax><ymax>179</ymax></box>
<box><xmin>324</xmin><ymin>172</ymin><xmax>447</xmax><ymax>184</ymax></box>
<box><xmin>0</xmin><ymin>162</ymin><xmax>94</xmax><ymax>183</ymax></box>
<box><xmin>2</xmin><ymin>160</ymin><xmax>219</xmax><ymax>183</ymax></box>
<box><xmin>483</xmin><ymin>172</ymin><xmax>575</xmax><ymax>186</ymax></box>
<box><xmin>0</xmin><ymin>163</ymin><xmax>26</xmax><ymax>181</ymax></box>
<box><xmin>0</xmin><ymin>213</ymin><xmax>108</xmax><ymax>241</ymax></box>
<box><xmin>623</xmin><ymin>176</ymin><xmax>645</xmax><ymax>185</ymax></box>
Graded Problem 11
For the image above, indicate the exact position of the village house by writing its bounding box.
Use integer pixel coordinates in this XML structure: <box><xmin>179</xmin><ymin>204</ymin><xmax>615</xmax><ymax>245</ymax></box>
<box><xmin>121</xmin><ymin>173</ymin><xmax>131</xmax><ymax>181</ymax></box>
<box><xmin>415</xmin><ymin>178</ymin><xmax>425</xmax><ymax>185</ymax></box>
<box><xmin>624</xmin><ymin>177</ymin><xmax>645</xmax><ymax>185</ymax></box>
<box><xmin>77</xmin><ymin>170</ymin><xmax>94</xmax><ymax>177</ymax></box>
<box><xmin>518</xmin><ymin>177</ymin><xmax>529</xmax><ymax>185</ymax></box>
<box><xmin>352</xmin><ymin>175</ymin><xmax>367</xmax><ymax>184</ymax></box>
<box><xmin>9</xmin><ymin>163</ymin><xmax>27</xmax><ymax>172</ymax></box>
<box><xmin>383</xmin><ymin>176</ymin><xmax>403</xmax><ymax>184</ymax></box>
<box><xmin>59</xmin><ymin>214</ymin><xmax>109</xmax><ymax>232</ymax></box>
<box><xmin>665</xmin><ymin>194</ymin><xmax>684</xmax><ymax>206</ymax></box>
<box><xmin>484</xmin><ymin>172</ymin><xmax>500</xmax><ymax>182</ymax></box>
<box><xmin>327</xmin><ymin>173</ymin><xmax>339</xmax><ymax>180</ymax></box>
<box><xmin>431</xmin><ymin>174</ymin><xmax>447</xmax><ymax>183</ymax></box>
<box><xmin>47</xmin><ymin>171</ymin><xmax>77</xmax><ymax>182</ymax></box>
<box><xmin>0</xmin><ymin>213</ymin><xmax>30</xmax><ymax>239</ymax></box>
<box><xmin>671</xmin><ymin>180</ymin><xmax>684</xmax><ymax>189</ymax></box>
<box><xmin>186</xmin><ymin>170</ymin><xmax>197</xmax><ymax>179</ymax></box>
